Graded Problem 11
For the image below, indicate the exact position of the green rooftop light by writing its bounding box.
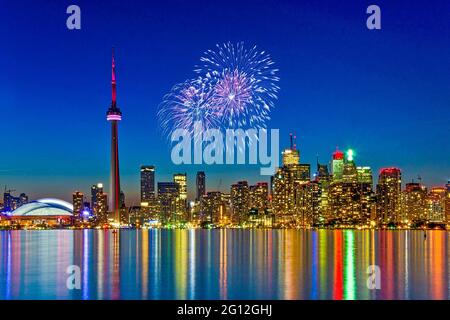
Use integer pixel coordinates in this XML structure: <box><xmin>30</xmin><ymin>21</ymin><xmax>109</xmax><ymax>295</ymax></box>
<box><xmin>346</xmin><ymin>149</ymin><xmax>354</xmax><ymax>161</ymax></box>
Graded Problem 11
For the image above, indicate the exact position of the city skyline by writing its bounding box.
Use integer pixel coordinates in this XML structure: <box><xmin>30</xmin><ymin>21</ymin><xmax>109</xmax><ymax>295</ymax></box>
<box><xmin>1</xmin><ymin>0</ymin><xmax>450</xmax><ymax>204</ymax></box>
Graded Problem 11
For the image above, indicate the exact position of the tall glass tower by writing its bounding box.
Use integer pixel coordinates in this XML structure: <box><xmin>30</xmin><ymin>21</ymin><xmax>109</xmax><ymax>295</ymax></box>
<box><xmin>106</xmin><ymin>49</ymin><xmax>122</xmax><ymax>224</ymax></box>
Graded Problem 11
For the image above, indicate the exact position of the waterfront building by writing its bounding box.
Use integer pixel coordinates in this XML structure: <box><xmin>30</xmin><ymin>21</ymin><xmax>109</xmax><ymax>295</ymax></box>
<box><xmin>196</xmin><ymin>171</ymin><xmax>206</xmax><ymax>201</ymax></box>
<box><xmin>446</xmin><ymin>181</ymin><xmax>450</xmax><ymax>224</ymax></box>
<box><xmin>202</xmin><ymin>191</ymin><xmax>222</xmax><ymax>224</ymax></box>
<box><xmin>230</xmin><ymin>181</ymin><xmax>250</xmax><ymax>224</ymax></box>
<box><xmin>294</xmin><ymin>180</ymin><xmax>321</xmax><ymax>227</ymax></box>
<box><xmin>72</xmin><ymin>191</ymin><xmax>84</xmax><ymax>220</ymax></box>
<box><xmin>140</xmin><ymin>165</ymin><xmax>155</xmax><ymax>204</ymax></box>
<box><xmin>356</xmin><ymin>166</ymin><xmax>375</xmax><ymax>225</ymax></box>
<box><xmin>173</xmin><ymin>173</ymin><xmax>187</xmax><ymax>220</ymax></box>
<box><xmin>376</xmin><ymin>167</ymin><xmax>402</xmax><ymax>226</ymax></box>
<box><xmin>315</xmin><ymin>162</ymin><xmax>332</xmax><ymax>224</ymax></box>
<box><xmin>96</xmin><ymin>191</ymin><xmax>108</xmax><ymax>223</ymax></box>
<box><xmin>427</xmin><ymin>187</ymin><xmax>446</xmax><ymax>223</ymax></box>
<box><xmin>158</xmin><ymin>182</ymin><xmax>180</xmax><ymax>224</ymax></box>
<box><xmin>249</xmin><ymin>182</ymin><xmax>269</xmax><ymax>215</ymax></box>
<box><xmin>139</xmin><ymin>166</ymin><xmax>158</xmax><ymax>221</ymax></box>
<box><xmin>401</xmin><ymin>182</ymin><xmax>427</xmax><ymax>225</ymax></box>
<box><xmin>119</xmin><ymin>190</ymin><xmax>128</xmax><ymax>224</ymax></box>
<box><xmin>90</xmin><ymin>183</ymin><xmax>104</xmax><ymax>218</ymax></box>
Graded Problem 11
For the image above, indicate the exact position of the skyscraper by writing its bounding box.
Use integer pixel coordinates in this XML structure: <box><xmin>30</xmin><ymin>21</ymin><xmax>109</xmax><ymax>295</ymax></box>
<box><xmin>402</xmin><ymin>182</ymin><xmax>427</xmax><ymax>224</ymax></box>
<box><xmin>376</xmin><ymin>167</ymin><xmax>402</xmax><ymax>226</ymax></box>
<box><xmin>281</xmin><ymin>133</ymin><xmax>300</xmax><ymax>166</ymax></box>
<box><xmin>203</xmin><ymin>191</ymin><xmax>223</xmax><ymax>224</ymax></box>
<box><xmin>445</xmin><ymin>181</ymin><xmax>450</xmax><ymax>224</ymax></box>
<box><xmin>96</xmin><ymin>192</ymin><xmax>108</xmax><ymax>223</ymax></box>
<box><xmin>272</xmin><ymin>134</ymin><xmax>310</xmax><ymax>225</ymax></box>
<box><xmin>249</xmin><ymin>182</ymin><xmax>269</xmax><ymax>215</ymax></box>
<box><xmin>158</xmin><ymin>182</ymin><xmax>180</xmax><ymax>223</ymax></box>
<box><xmin>196</xmin><ymin>171</ymin><xmax>206</xmax><ymax>201</ymax></box>
<box><xmin>230</xmin><ymin>181</ymin><xmax>250</xmax><ymax>224</ymax></box>
<box><xmin>427</xmin><ymin>187</ymin><xmax>446</xmax><ymax>223</ymax></box>
<box><xmin>342</xmin><ymin>149</ymin><xmax>358</xmax><ymax>183</ymax></box>
<box><xmin>91</xmin><ymin>183</ymin><xmax>103</xmax><ymax>215</ymax></box>
<box><xmin>72</xmin><ymin>191</ymin><xmax>84</xmax><ymax>220</ymax></box>
<box><xmin>174</xmin><ymin>173</ymin><xmax>187</xmax><ymax>220</ymax></box>
<box><xmin>140</xmin><ymin>166</ymin><xmax>155</xmax><ymax>205</ymax></box>
<box><xmin>106</xmin><ymin>49</ymin><xmax>122</xmax><ymax>224</ymax></box>
<box><xmin>332</xmin><ymin>147</ymin><xmax>344</xmax><ymax>182</ymax></box>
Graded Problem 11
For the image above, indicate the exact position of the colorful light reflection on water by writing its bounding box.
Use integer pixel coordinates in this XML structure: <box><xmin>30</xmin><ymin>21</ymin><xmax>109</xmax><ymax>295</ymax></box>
<box><xmin>0</xmin><ymin>229</ymin><xmax>448</xmax><ymax>300</ymax></box>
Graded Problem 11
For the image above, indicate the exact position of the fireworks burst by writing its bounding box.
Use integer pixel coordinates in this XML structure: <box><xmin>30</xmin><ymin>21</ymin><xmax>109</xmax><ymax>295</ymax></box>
<box><xmin>196</xmin><ymin>42</ymin><xmax>280</xmax><ymax>128</ymax></box>
<box><xmin>158</xmin><ymin>42</ymin><xmax>280</xmax><ymax>140</ymax></box>
<box><xmin>158</xmin><ymin>77</ymin><xmax>221</xmax><ymax>141</ymax></box>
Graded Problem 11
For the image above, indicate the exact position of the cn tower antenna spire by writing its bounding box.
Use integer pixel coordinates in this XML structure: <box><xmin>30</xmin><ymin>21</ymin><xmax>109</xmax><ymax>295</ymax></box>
<box><xmin>111</xmin><ymin>47</ymin><xmax>117</xmax><ymax>107</ymax></box>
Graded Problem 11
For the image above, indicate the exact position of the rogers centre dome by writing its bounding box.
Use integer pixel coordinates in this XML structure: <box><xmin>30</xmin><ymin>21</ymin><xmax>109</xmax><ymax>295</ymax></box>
<box><xmin>11</xmin><ymin>198</ymin><xmax>73</xmax><ymax>217</ymax></box>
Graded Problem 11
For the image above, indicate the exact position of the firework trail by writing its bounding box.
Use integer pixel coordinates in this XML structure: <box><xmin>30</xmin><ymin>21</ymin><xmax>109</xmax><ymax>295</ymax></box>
<box><xmin>195</xmin><ymin>42</ymin><xmax>280</xmax><ymax>128</ymax></box>
<box><xmin>158</xmin><ymin>77</ymin><xmax>222</xmax><ymax>142</ymax></box>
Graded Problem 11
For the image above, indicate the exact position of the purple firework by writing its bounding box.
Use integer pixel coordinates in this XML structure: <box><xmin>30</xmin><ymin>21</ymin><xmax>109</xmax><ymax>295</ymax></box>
<box><xmin>196</xmin><ymin>42</ymin><xmax>280</xmax><ymax>128</ymax></box>
<box><xmin>158</xmin><ymin>77</ymin><xmax>221</xmax><ymax>141</ymax></box>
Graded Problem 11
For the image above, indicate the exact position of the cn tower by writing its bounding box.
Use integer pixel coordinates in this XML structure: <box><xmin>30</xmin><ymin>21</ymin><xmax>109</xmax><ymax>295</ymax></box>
<box><xmin>106</xmin><ymin>49</ymin><xmax>122</xmax><ymax>224</ymax></box>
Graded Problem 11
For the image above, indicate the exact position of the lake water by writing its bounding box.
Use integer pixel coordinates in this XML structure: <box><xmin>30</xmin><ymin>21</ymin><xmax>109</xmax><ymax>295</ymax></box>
<box><xmin>0</xmin><ymin>229</ymin><xmax>448</xmax><ymax>300</ymax></box>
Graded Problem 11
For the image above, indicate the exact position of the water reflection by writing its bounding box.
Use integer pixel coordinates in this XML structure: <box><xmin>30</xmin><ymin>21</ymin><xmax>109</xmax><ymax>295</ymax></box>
<box><xmin>0</xmin><ymin>229</ymin><xmax>448</xmax><ymax>300</ymax></box>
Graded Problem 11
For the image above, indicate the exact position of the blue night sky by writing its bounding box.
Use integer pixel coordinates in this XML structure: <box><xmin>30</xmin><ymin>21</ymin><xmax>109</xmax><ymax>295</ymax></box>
<box><xmin>0</xmin><ymin>0</ymin><xmax>449</xmax><ymax>203</ymax></box>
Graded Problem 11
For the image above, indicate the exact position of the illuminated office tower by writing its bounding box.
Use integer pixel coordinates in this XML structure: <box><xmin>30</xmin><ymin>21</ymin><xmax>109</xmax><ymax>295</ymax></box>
<box><xmin>196</xmin><ymin>171</ymin><xmax>206</xmax><ymax>201</ymax></box>
<box><xmin>357</xmin><ymin>166</ymin><xmax>375</xmax><ymax>224</ymax></box>
<box><xmin>91</xmin><ymin>183</ymin><xmax>103</xmax><ymax>216</ymax></box>
<box><xmin>174</xmin><ymin>173</ymin><xmax>187</xmax><ymax>200</ymax></box>
<box><xmin>402</xmin><ymin>182</ymin><xmax>427</xmax><ymax>224</ymax></box>
<box><xmin>173</xmin><ymin>173</ymin><xmax>187</xmax><ymax>220</ymax></box>
<box><xmin>140</xmin><ymin>166</ymin><xmax>157</xmax><ymax>220</ymax></box>
<box><xmin>427</xmin><ymin>187</ymin><xmax>446</xmax><ymax>223</ymax></box>
<box><xmin>96</xmin><ymin>191</ymin><xmax>108</xmax><ymax>223</ymax></box>
<box><xmin>376</xmin><ymin>167</ymin><xmax>402</xmax><ymax>226</ymax></box>
<box><xmin>444</xmin><ymin>182</ymin><xmax>450</xmax><ymax>224</ymax></box>
<box><xmin>72</xmin><ymin>191</ymin><xmax>84</xmax><ymax>219</ymax></box>
<box><xmin>281</xmin><ymin>133</ymin><xmax>299</xmax><ymax>166</ymax></box>
<box><xmin>119</xmin><ymin>190</ymin><xmax>128</xmax><ymax>224</ymax></box>
<box><xmin>342</xmin><ymin>149</ymin><xmax>358</xmax><ymax>183</ymax></box>
<box><xmin>106</xmin><ymin>49</ymin><xmax>123</xmax><ymax>224</ymax></box>
<box><xmin>272</xmin><ymin>134</ymin><xmax>310</xmax><ymax>225</ymax></box>
<box><xmin>158</xmin><ymin>182</ymin><xmax>179</xmax><ymax>224</ymax></box>
<box><xmin>249</xmin><ymin>182</ymin><xmax>269</xmax><ymax>215</ymax></box>
<box><xmin>315</xmin><ymin>162</ymin><xmax>331</xmax><ymax>224</ymax></box>
<box><xmin>332</xmin><ymin>147</ymin><xmax>344</xmax><ymax>182</ymax></box>
<box><xmin>294</xmin><ymin>180</ymin><xmax>321</xmax><ymax>227</ymax></box>
<box><xmin>272</xmin><ymin>167</ymin><xmax>290</xmax><ymax>216</ymax></box>
<box><xmin>140</xmin><ymin>166</ymin><xmax>155</xmax><ymax>204</ymax></box>
<box><xmin>220</xmin><ymin>193</ymin><xmax>232</xmax><ymax>224</ymax></box>
<box><xmin>230</xmin><ymin>181</ymin><xmax>250</xmax><ymax>224</ymax></box>
<box><xmin>202</xmin><ymin>191</ymin><xmax>222</xmax><ymax>224</ymax></box>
